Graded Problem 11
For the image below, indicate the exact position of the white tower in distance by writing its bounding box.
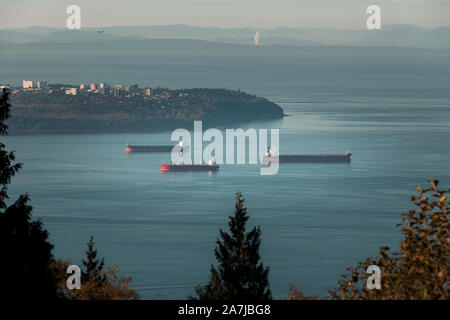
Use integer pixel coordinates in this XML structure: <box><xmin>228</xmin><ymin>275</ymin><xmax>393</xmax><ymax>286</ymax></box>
<box><xmin>254</xmin><ymin>31</ymin><xmax>261</xmax><ymax>46</ymax></box>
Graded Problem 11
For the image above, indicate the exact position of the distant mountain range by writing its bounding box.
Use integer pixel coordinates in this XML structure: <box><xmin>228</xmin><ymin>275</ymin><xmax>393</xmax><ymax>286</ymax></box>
<box><xmin>1</xmin><ymin>24</ymin><xmax>450</xmax><ymax>48</ymax></box>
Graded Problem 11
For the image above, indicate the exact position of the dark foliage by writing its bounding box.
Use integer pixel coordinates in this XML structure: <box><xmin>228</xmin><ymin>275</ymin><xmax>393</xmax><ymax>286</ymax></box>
<box><xmin>82</xmin><ymin>235</ymin><xmax>106</xmax><ymax>284</ymax></box>
<box><xmin>195</xmin><ymin>192</ymin><xmax>272</xmax><ymax>300</ymax></box>
<box><xmin>0</xmin><ymin>89</ymin><xmax>57</xmax><ymax>299</ymax></box>
<box><xmin>329</xmin><ymin>180</ymin><xmax>449</xmax><ymax>300</ymax></box>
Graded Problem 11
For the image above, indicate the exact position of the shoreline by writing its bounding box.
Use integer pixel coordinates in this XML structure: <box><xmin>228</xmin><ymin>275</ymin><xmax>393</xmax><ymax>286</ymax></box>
<box><xmin>6</xmin><ymin>114</ymin><xmax>286</xmax><ymax>136</ymax></box>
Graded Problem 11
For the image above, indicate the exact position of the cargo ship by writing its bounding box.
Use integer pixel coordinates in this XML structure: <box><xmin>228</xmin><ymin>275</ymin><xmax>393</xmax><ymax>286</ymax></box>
<box><xmin>160</xmin><ymin>160</ymin><xmax>219</xmax><ymax>172</ymax></box>
<box><xmin>262</xmin><ymin>147</ymin><xmax>351</xmax><ymax>163</ymax></box>
<box><xmin>125</xmin><ymin>142</ymin><xmax>188</xmax><ymax>153</ymax></box>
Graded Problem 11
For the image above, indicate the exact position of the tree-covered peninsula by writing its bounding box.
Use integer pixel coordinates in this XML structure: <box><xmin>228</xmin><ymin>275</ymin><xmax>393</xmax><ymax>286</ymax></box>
<box><xmin>9</xmin><ymin>87</ymin><xmax>284</xmax><ymax>134</ymax></box>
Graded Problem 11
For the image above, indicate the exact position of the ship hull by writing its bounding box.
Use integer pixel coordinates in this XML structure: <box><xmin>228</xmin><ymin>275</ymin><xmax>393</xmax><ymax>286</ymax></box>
<box><xmin>263</xmin><ymin>154</ymin><xmax>351</xmax><ymax>163</ymax></box>
<box><xmin>160</xmin><ymin>164</ymin><xmax>219</xmax><ymax>171</ymax></box>
<box><xmin>126</xmin><ymin>145</ymin><xmax>188</xmax><ymax>153</ymax></box>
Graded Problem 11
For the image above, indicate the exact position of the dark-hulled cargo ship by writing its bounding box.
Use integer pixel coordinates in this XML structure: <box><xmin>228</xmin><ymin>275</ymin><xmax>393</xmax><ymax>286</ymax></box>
<box><xmin>125</xmin><ymin>143</ymin><xmax>188</xmax><ymax>153</ymax></box>
<box><xmin>160</xmin><ymin>161</ymin><xmax>219</xmax><ymax>172</ymax></box>
<box><xmin>262</xmin><ymin>148</ymin><xmax>351</xmax><ymax>163</ymax></box>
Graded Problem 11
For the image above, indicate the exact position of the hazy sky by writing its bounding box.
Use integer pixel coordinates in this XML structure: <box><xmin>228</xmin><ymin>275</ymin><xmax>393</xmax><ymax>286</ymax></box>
<box><xmin>1</xmin><ymin>0</ymin><xmax>449</xmax><ymax>29</ymax></box>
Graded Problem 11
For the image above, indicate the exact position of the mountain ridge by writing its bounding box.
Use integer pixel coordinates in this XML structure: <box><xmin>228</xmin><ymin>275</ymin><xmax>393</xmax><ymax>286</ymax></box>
<box><xmin>1</xmin><ymin>24</ymin><xmax>449</xmax><ymax>48</ymax></box>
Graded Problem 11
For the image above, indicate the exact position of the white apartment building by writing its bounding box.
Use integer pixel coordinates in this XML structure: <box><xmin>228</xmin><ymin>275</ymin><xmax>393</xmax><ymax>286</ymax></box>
<box><xmin>65</xmin><ymin>88</ymin><xmax>78</xmax><ymax>95</ymax></box>
<box><xmin>22</xmin><ymin>80</ymin><xmax>34</xmax><ymax>89</ymax></box>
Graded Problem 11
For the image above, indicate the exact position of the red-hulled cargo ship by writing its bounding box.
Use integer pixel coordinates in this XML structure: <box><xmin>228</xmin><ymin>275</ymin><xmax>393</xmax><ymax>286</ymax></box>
<box><xmin>161</xmin><ymin>161</ymin><xmax>219</xmax><ymax>172</ymax></box>
<box><xmin>262</xmin><ymin>148</ymin><xmax>351</xmax><ymax>163</ymax></box>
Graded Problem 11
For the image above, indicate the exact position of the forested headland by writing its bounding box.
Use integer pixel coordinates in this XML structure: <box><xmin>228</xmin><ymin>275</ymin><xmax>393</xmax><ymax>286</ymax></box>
<box><xmin>9</xmin><ymin>88</ymin><xmax>284</xmax><ymax>135</ymax></box>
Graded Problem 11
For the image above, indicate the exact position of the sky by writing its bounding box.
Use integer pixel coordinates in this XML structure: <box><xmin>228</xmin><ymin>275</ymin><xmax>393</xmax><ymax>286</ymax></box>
<box><xmin>0</xmin><ymin>0</ymin><xmax>449</xmax><ymax>30</ymax></box>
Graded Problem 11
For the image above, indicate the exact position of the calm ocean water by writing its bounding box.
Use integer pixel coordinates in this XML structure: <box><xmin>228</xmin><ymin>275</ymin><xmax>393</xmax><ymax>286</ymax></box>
<box><xmin>3</xmin><ymin>45</ymin><xmax>450</xmax><ymax>298</ymax></box>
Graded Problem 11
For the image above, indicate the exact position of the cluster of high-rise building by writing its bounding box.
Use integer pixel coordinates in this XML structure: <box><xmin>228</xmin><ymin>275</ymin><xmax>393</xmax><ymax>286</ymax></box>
<box><xmin>22</xmin><ymin>80</ymin><xmax>47</xmax><ymax>89</ymax></box>
<box><xmin>20</xmin><ymin>80</ymin><xmax>152</xmax><ymax>98</ymax></box>
<box><xmin>77</xmin><ymin>82</ymin><xmax>151</xmax><ymax>97</ymax></box>
<box><xmin>78</xmin><ymin>82</ymin><xmax>109</xmax><ymax>95</ymax></box>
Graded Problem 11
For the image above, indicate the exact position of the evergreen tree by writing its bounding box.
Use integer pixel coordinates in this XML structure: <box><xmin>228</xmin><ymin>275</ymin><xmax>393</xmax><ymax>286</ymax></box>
<box><xmin>75</xmin><ymin>235</ymin><xmax>140</xmax><ymax>300</ymax></box>
<box><xmin>0</xmin><ymin>88</ymin><xmax>57</xmax><ymax>299</ymax></box>
<box><xmin>195</xmin><ymin>192</ymin><xmax>272</xmax><ymax>300</ymax></box>
<box><xmin>82</xmin><ymin>235</ymin><xmax>106</xmax><ymax>284</ymax></box>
